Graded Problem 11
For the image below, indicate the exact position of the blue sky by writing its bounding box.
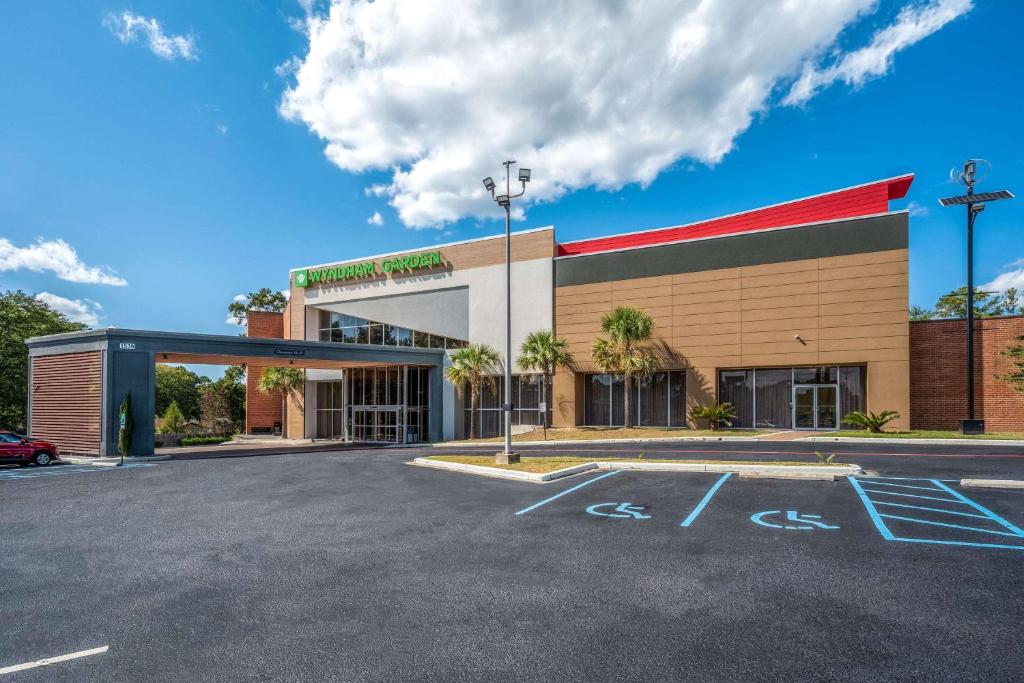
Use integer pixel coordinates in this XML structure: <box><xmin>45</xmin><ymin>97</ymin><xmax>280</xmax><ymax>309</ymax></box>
<box><xmin>1</xmin><ymin>1</ymin><xmax>1022</xmax><ymax>344</ymax></box>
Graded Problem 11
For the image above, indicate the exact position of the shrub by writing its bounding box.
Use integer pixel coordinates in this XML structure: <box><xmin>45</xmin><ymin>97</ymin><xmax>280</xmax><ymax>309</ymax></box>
<box><xmin>180</xmin><ymin>436</ymin><xmax>230</xmax><ymax>447</ymax></box>
<box><xmin>843</xmin><ymin>410</ymin><xmax>900</xmax><ymax>433</ymax></box>
<box><xmin>158</xmin><ymin>401</ymin><xmax>186</xmax><ymax>434</ymax></box>
<box><xmin>814</xmin><ymin>451</ymin><xmax>836</xmax><ymax>465</ymax></box>
<box><xmin>688</xmin><ymin>402</ymin><xmax>737</xmax><ymax>431</ymax></box>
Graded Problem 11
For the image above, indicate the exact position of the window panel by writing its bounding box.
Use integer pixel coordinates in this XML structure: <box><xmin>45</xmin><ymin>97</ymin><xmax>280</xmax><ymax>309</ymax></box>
<box><xmin>754</xmin><ymin>368</ymin><xmax>792</xmax><ymax>429</ymax></box>
<box><xmin>718</xmin><ymin>370</ymin><xmax>753</xmax><ymax>429</ymax></box>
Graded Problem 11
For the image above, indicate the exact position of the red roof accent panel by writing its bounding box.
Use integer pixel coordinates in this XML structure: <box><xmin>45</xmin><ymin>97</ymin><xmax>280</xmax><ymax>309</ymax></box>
<box><xmin>557</xmin><ymin>174</ymin><xmax>914</xmax><ymax>257</ymax></box>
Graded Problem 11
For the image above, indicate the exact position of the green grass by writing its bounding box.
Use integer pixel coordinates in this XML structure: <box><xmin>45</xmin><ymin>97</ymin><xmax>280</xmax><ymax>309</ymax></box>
<box><xmin>820</xmin><ymin>430</ymin><xmax>1024</xmax><ymax>440</ymax></box>
<box><xmin>453</xmin><ymin>426</ymin><xmax>769</xmax><ymax>443</ymax></box>
<box><xmin>426</xmin><ymin>454</ymin><xmax>850</xmax><ymax>474</ymax></box>
<box><xmin>179</xmin><ymin>436</ymin><xmax>231</xmax><ymax>447</ymax></box>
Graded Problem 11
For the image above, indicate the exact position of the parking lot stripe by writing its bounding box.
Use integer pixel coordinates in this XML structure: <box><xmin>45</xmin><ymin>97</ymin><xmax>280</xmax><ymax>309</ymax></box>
<box><xmin>848</xmin><ymin>477</ymin><xmax>895</xmax><ymax>540</ymax></box>
<box><xmin>860</xmin><ymin>481</ymin><xmax>945</xmax><ymax>492</ymax></box>
<box><xmin>0</xmin><ymin>645</ymin><xmax>108</xmax><ymax>674</ymax></box>
<box><xmin>858</xmin><ymin>488</ymin><xmax>971</xmax><ymax>504</ymax></box>
<box><xmin>680</xmin><ymin>473</ymin><xmax>732</xmax><ymax>527</ymax></box>
<box><xmin>514</xmin><ymin>469</ymin><xmax>623</xmax><ymax>516</ymax></box>
<box><xmin>877</xmin><ymin>514</ymin><xmax>1023</xmax><ymax>539</ymax></box>
<box><xmin>889</xmin><ymin>537</ymin><xmax>1024</xmax><ymax>551</ymax></box>
<box><xmin>930</xmin><ymin>480</ymin><xmax>1024</xmax><ymax>537</ymax></box>
<box><xmin>872</xmin><ymin>501</ymin><xmax>990</xmax><ymax>520</ymax></box>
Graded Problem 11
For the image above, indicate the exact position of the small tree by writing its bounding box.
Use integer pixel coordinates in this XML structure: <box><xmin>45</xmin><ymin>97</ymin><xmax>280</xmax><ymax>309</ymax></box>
<box><xmin>843</xmin><ymin>410</ymin><xmax>900</xmax><ymax>433</ymax></box>
<box><xmin>445</xmin><ymin>343</ymin><xmax>501</xmax><ymax>441</ymax></box>
<box><xmin>1002</xmin><ymin>287</ymin><xmax>1021</xmax><ymax>316</ymax></box>
<box><xmin>257</xmin><ymin>367</ymin><xmax>305</xmax><ymax>436</ymax></box>
<box><xmin>201</xmin><ymin>383</ymin><xmax>235</xmax><ymax>436</ymax></box>
<box><xmin>934</xmin><ymin>286</ymin><xmax>1004</xmax><ymax>319</ymax></box>
<box><xmin>118</xmin><ymin>392</ymin><xmax>134</xmax><ymax>456</ymax></box>
<box><xmin>159</xmin><ymin>400</ymin><xmax>186</xmax><ymax>434</ymax></box>
<box><xmin>999</xmin><ymin>336</ymin><xmax>1024</xmax><ymax>391</ymax></box>
<box><xmin>517</xmin><ymin>330</ymin><xmax>574</xmax><ymax>440</ymax></box>
<box><xmin>228</xmin><ymin>288</ymin><xmax>287</xmax><ymax>326</ymax></box>
<box><xmin>591</xmin><ymin>307</ymin><xmax>661</xmax><ymax>428</ymax></box>
<box><xmin>689</xmin><ymin>402</ymin><xmax>736</xmax><ymax>431</ymax></box>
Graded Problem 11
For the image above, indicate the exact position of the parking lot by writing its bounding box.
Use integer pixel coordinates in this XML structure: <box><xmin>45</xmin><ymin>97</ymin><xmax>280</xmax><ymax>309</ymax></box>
<box><xmin>1</xmin><ymin>447</ymin><xmax>1023</xmax><ymax>681</ymax></box>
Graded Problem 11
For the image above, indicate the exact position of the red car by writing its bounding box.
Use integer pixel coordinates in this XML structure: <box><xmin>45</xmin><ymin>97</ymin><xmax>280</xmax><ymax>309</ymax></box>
<box><xmin>0</xmin><ymin>431</ymin><xmax>59</xmax><ymax>466</ymax></box>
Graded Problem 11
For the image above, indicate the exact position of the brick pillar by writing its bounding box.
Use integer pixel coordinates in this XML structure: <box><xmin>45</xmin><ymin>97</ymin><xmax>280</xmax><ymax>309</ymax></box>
<box><xmin>245</xmin><ymin>311</ymin><xmax>286</xmax><ymax>435</ymax></box>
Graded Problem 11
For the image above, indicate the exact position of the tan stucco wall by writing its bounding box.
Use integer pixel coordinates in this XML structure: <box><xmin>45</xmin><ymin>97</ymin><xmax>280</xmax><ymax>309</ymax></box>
<box><xmin>552</xmin><ymin>248</ymin><xmax>910</xmax><ymax>429</ymax></box>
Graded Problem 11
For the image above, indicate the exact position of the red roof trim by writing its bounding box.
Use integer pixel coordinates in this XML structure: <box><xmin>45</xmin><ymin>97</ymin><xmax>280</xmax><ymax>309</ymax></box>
<box><xmin>556</xmin><ymin>174</ymin><xmax>914</xmax><ymax>257</ymax></box>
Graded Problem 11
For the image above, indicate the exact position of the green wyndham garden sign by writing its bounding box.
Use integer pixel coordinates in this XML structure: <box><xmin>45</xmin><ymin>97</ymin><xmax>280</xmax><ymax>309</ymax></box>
<box><xmin>294</xmin><ymin>250</ymin><xmax>443</xmax><ymax>288</ymax></box>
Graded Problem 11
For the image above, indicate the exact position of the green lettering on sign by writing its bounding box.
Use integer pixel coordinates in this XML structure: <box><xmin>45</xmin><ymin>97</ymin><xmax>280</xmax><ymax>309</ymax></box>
<box><xmin>294</xmin><ymin>251</ymin><xmax>445</xmax><ymax>287</ymax></box>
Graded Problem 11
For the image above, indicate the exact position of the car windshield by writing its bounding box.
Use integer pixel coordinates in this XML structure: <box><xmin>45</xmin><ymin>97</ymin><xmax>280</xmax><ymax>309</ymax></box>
<box><xmin>0</xmin><ymin>433</ymin><xmax>23</xmax><ymax>443</ymax></box>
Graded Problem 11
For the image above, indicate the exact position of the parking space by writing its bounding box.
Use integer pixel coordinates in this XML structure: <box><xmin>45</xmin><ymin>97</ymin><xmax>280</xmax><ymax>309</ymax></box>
<box><xmin>512</xmin><ymin>469</ymin><xmax>1024</xmax><ymax>554</ymax></box>
<box><xmin>0</xmin><ymin>462</ymin><xmax>154</xmax><ymax>481</ymax></box>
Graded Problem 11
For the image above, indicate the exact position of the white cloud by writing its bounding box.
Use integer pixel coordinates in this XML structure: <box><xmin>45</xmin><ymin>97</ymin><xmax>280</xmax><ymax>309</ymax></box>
<box><xmin>217</xmin><ymin>124</ymin><xmax>229</xmax><ymax>135</ymax></box>
<box><xmin>35</xmin><ymin>292</ymin><xmax>103</xmax><ymax>327</ymax></box>
<box><xmin>784</xmin><ymin>0</ymin><xmax>972</xmax><ymax>105</ymax></box>
<box><xmin>104</xmin><ymin>11</ymin><xmax>198</xmax><ymax>61</ymax></box>
<box><xmin>0</xmin><ymin>237</ymin><xmax>127</xmax><ymax>286</ymax></box>
<box><xmin>279</xmin><ymin>0</ymin><xmax>969</xmax><ymax>229</ymax></box>
<box><xmin>906</xmin><ymin>200</ymin><xmax>929</xmax><ymax>217</ymax></box>
<box><xmin>984</xmin><ymin>260</ymin><xmax>1024</xmax><ymax>294</ymax></box>
<box><xmin>367</xmin><ymin>211</ymin><xmax>383</xmax><ymax>226</ymax></box>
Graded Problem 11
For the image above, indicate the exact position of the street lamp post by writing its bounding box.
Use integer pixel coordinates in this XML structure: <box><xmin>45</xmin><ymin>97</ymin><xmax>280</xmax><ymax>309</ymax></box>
<box><xmin>482</xmin><ymin>161</ymin><xmax>530</xmax><ymax>464</ymax></box>
<box><xmin>939</xmin><ymin>160</ymin><xmax>1014</xmax><ymax>435</ymax></box>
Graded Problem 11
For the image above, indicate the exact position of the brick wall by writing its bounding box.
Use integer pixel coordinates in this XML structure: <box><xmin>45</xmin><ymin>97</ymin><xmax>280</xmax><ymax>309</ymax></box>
<box><xmin>910</xmin><ymin>316</ymin><xmax>1024</xmax><ymax>431</ymax></box>
<box><xmin>245</xmin><ymin>311</ymin><xmax>284</xmax><ymax>434</ymax></box>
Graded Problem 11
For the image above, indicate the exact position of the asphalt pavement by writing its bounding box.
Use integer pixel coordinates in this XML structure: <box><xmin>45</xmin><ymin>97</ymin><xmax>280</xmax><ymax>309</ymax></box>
<box><xmin>0</xmin><ymin>444</ymin><xmax>1022</xmax><ymax>681</ymax></box>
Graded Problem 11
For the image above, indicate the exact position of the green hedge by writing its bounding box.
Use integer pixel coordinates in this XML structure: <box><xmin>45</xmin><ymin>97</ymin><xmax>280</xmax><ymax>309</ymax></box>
<box><xmin>180</xmin><ymin>436</ymin><xmax>231</xmax><ymax>447</ymax></box>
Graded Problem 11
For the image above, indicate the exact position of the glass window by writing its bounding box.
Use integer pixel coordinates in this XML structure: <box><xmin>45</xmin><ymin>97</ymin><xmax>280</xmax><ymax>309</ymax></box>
<box><xmin>637</xmin><ymin>372</ymin><xmax>668</xmax><ymax>426</ymax></box>
<box><xmin>369</xmin><ymin>324</ymin><xmax>384</xmax><ymax>345</ymax></box>
<box><xmin>341</xmin><ymin>327</ymin><xmax>357</xmax><ymax>344</ymax></box>
<box><xmin>414</xmin><ymin>331</ymin><xmax>430</xmax><ymax>348</ymax></box>
<box><xmin>718</xmin><ymin>370</ymin><xmax>753</xmax><ymax>429</ymax></box>
<box><xmin>319</xmin><ymin>309</ymin><xmax>331</xmax><ymax>330</ymax></box>
<box><xmin>330</xmin><ymin>313</ymin><xmax>342</xmax><ymax>330</ymax></box>
<box><xmin>839</xmin><ymin>365</ymin><xmax>867</xmax><ymax>428</ymax></box>
<box><xmin>754</xmin><ymin>368</ymin><xmax>792</xmax><ymax>429</ymax></box>
<box><xmin>584</xmin><ymin>374</ymin><xmax>613</xmax><ymax>426</ymax></box>
<box><xmin>356</xmin><ymin>326</ymin><xmax>369</xmax><ymax>344</ymax></box>
<box><xmin>396</xmin><ymin>328</ymin><xmax>412</xmax><ymax>347</ymax></box>
<box><xmin>445</xmin><ymin>337</ymin><xmax>467</xmax><ymax>350</ymax></box>
<box><xmin>793</xmin><ymin>366</ymin><xmax>837</xmax><ymax>384</ymax></box>
<box><xmin>428</xmin><ymin>334</ymin><xmax>445</xmax><ymax>349</ymax></box>
<box><xmin>383</xmin><ymin>325</ymin><xmax>398</xmax><ymax>346</ymax></box>
<box><xmin>669</xmin><ymin>371</ymin><xmax>686</xmax><ymax>427</ymax></box>
<box><xmin>330</xmin><ymin>328</ymin><xmax>342</xmax><ymax>343</ymax></box>
<box><xmin>319</xmin><ymin>329</ymin><xmax>331</xmax><ymax>342</ymax></box>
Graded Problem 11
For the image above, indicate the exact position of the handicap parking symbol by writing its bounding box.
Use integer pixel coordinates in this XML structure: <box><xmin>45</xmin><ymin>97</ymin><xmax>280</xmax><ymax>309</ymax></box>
<box><xmin>751</xmin><ymin>510</ymin><xmax>840</xmax><ymax>530</ymax></box>
<box><xmin>586</xmin><ymin>502</ymin><xmax>651</xmax><ymax>520</ymax></box>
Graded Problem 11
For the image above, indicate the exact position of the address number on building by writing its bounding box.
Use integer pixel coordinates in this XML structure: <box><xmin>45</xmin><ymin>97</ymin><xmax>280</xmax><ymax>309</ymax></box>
<box><xmin>118</xmin><ymin>342</ymin><xmax>136</xmax><ymax>351</ymax></box>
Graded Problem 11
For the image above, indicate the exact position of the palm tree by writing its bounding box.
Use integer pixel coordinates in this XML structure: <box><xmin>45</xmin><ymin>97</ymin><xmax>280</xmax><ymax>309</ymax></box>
<box><xmin>591</xmin><ymin>306</ymin><xmax>661</xmax><ymax>428</ymax></box>
<box><xmin>517</xmin><ymin>330</ymin><xmax>574</xmax><ymax>440</ymax></box>
<box><xmin>445</xmin><ymin>343</ymin><xmax>502</xmax><ymax>440</ymax></box>
<box><xmin>258</xmin><ymin>366</ymin><xmax>305</xmax><ymax>437</ymax></box>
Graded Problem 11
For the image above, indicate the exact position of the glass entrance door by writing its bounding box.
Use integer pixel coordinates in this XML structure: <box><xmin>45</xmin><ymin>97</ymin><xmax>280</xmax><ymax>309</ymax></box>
<box><xmin>348</xmin><ymin>406</ymin><xmax>402</xmax><ymax>443</ymax></box>
<box><xmin>793</xmin><ymin>385</ymin><xmax>838</xmax><ymax>430</ymax></box>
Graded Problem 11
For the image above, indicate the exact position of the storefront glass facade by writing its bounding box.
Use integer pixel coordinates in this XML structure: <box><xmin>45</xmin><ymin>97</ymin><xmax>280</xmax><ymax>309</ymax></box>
<box><xmin>318</xmin><ymin>310</ymin><xmax>467</xmax><ymax>351</ymax></box>
<box><xmin>582</xmin><ymin>371</ymin><xmax>687</xmax><ymax>427</ymax></box>
<box><xmin>463</xmin><ymin>374</ymin><xmax>552</xmax><ymax>438</ymax></box>
<box><xmin>314</xmin><ymin>365</ymin><xmax>431</xmax><ymax>443</ymax></box>
<box><xmin>717</xmin><ymin>366</ymin><xmax>866</xmax><ymax>430</ymax></box>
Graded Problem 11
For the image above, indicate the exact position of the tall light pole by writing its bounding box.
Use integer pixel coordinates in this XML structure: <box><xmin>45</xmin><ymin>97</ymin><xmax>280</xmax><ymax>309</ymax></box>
<box><xmin>482</xmin><ymin>161</ymin><xmax>530</xmax><ymax>464</ymax></box>
<box><xmin>939</xmin><ymin>159</ymin><xmax>1014</xmax><ymax>434</ymax></box>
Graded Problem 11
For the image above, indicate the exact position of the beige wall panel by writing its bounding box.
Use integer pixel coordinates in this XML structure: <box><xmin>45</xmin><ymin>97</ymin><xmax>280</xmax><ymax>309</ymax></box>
<box><xmin>671</xmin><ymin>267</ymin><xmax>743</xmax><ymax>284</ymax></box>
<box><xmin>741</xmin><ymin>328</ymin><xmax>818</xmax><ymax>344</ymax></box>
<box><xmin>819</xmin><ymin>310</ymin><xmax>907</xmax><ymax>328</ymax></box>
<box><xmin>817</xmin><ymin>248</ymin><xmax>907</xmax><ymax>269</ymax></box>
<box><xmin>672</xmin><ymin>310</ymin><xmax>742</xmax><ymax>326</ymax></box>
<box><xmin>554</xmin><ymin>280</ymin><xmax>613</xmax><ymax>297</ymax></box>
<box><xmin>867</xmin><ymin>360</ymin><xmax>910</xmax><ymax>429</ymax></box>
<box><xmin>554</xmin><ymin>300</ymin><xmax>621</xmax><ymax>316</ymax></box>
<box><xmin>740</xmin><ymin>293</ymin><xmax>819</xmax><ymax>312</ymax></box>
<box><xmin>818</xmin><ymin>347</ymin><xmax>908</xmax><ymax>363</ymax></box>
<box><xmin>672</xmin><ymin>290</ymin><xmax>743</xmax><ymax>308</ymax></box>
<box><xmin>819</xmin><ymin>335</ymin><xmax>908</xmax><ymax>352</ymax></box>
<box><xmin>818</xmin><ymin>273</ymin><xmax>906</xmax><ymax>293</ymax></box>
<box><xmin>739</xmin><ymin>317</ymin><xmax>819</xmax><ymax>333</ymax></box>
<box><xmin>673</xmin><ymin>299</ymin><xmax>742</xmax><ymax>317</ymax></box>
<box><xmin>740</xmin><ymin>351</ymin><xmax>821</xmax><ymax>367</ymax></box>
<box><xmin>818</xmin><ymin>285</ymin><xmax>905</xmax><ymax>305</ymax></box>
<box><xmin>740</xmin><ymin>281</ymin><xmax>818</xmax><ymax>301</ymax></box>
<box><xmin>672</xmin><ymin>278</ymin><xmax>742</xmax><ymax>295</ymax></box>
<box><xmin>673</xmin><ymin>342</ymin><xmax>743</xmax><ymax>357</ymax></box>
<box><xmin>613</xmin><ymin>294</ymin><xmax>674</xmax><ymax>309</ymax></box>
<box><xmin>817</xmin><ymin>261</ymin><xmax>907</xmax><ymax>280</ymax></box>
<box><xmin>818</xmin><ymin>322</ymin><xmax>907</xmax><ymax>340</ymax></box>
<box><xmin>741</xmin><ymin>305</ymin><xmax>819</xmax><ymax>322</ymax></box>
<box><xmin>672</xmin><ymin>321</ymin><xmax>742</xmax><ymax>337</ymax></box>
<box><xmin>819</xmin><ymin>298</ymin><xmax>907</xmax><ymax>317</ymax></box>
<box><xmin>611</xmin><ymin>276</ymin><xmax>673</xmax><ymax>292</ymax></box>
<box><xmin>555</xmin><ymin>292</ymin><xmax>614</xmax><ymax>307</ymax></box>
<box><xmin>740</xmin><ymin>268</ymin><xmax>819</xmax><ymax>289</ymax></box>
<box><xmin>739</xmin><ymin>258</ymin><xmax>818</xmax><ymax>277</ymax></box>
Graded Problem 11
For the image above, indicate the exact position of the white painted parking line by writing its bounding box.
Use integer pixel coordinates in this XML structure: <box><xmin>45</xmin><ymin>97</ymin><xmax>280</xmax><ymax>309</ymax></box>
<box><xmin>0</xmin><ymin>645</ymin><xmax>108</xmax><ymax>675</ymax></box>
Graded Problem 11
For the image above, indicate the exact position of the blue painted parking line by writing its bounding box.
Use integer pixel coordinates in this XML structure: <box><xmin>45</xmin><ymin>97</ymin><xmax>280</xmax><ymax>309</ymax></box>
<box><xmin>514</xmin><ymin>469</ymin><xmax>622</xmax><ymax>516</ymax></box>
<box><xmin>680</xmin><ymin>473</ymin><xmax>731</xmax><ymax>527</ymax></box>
<box><xmin>0</xmin><ymin>463</ymin><xmax>154</xmax><ymax>481</ymax></box>
<box><xmin>848</xmin><ymin>476</ymin><xmax>1024</xmax><ymax>551</ymax></box>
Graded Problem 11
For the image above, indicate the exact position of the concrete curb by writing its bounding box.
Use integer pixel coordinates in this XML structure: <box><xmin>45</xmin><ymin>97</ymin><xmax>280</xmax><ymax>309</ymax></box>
<box><xmin>61</xmin><ymin>455</ymin><xmax>171</xmax><ymax>466</ymax></box>
<box><xmin>800</xmin><ymin>436</ymin><xmax>1024</xmax><ymax>446</ymax></box>
<box><xmin>960</xmin><ymin>478</ymin><xmax>1024</xmax><ymax>489</ymax></box>
<box><xmin>433</xmin><ymin>435</ymin><xmax>760</xmax><ymax>448</ymax></box>
<box><xmin>412</xmin><ymin>458</ymin><xmax>861</xmax><ymax>483</ymax></box>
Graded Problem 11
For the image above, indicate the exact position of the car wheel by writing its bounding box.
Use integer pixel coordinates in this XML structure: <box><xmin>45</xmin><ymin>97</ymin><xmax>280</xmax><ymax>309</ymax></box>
<box><xmin>33</xmin><ymin>451</ymin><xmax>52</xmax><ymax>466</ymax></box>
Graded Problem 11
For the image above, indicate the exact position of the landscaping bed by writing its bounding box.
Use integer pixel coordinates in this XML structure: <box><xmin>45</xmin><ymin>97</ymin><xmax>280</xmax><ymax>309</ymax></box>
<box><xmin>819</xmin><ymin>430</ymin><xmax>1024</xmax><ymax>440</ymax></box>
<box><xmin>454</xmin><ymin>427</ymin><xmax>770</xmax><ymax>443</ymax></box>
<box><xmin>426</xmin><ymin>454</ymin><xmax>850</xmax><ymax>474</ymax></box>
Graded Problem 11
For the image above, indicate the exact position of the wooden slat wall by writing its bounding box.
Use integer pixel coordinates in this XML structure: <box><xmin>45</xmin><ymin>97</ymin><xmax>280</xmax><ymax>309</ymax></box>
<box><xmin>31</xmin><ymin>351</ymin><xmax>102</xmax><ymax>455</ymax></box>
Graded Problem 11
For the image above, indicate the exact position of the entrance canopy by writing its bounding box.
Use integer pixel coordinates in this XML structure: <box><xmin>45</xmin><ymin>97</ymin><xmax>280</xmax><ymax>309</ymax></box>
<box><xmin>26</xmin><ymin>328</ymin><xmax>445</xmax><ymax>456</ymax></box>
